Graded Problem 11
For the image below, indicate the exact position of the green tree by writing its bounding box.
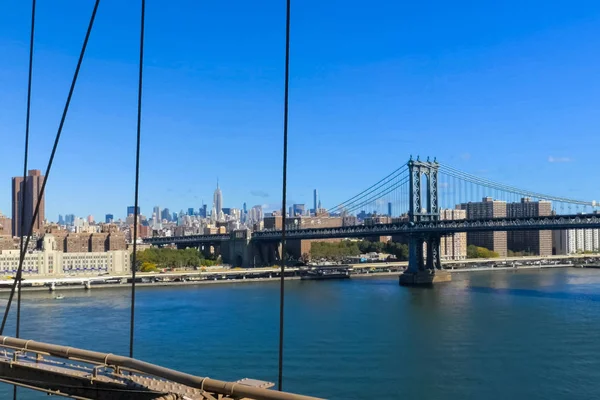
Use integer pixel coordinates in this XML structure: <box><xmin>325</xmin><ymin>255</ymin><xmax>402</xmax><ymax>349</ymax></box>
<box><xmin>467</xmin><ymin>245</ymin><xmax>499</xmax><ymax>259</ymax></box>
<box><xmin>140</xmin><ymin>262</ymin><xmax>158</xmax><ymax>272</ymax></box>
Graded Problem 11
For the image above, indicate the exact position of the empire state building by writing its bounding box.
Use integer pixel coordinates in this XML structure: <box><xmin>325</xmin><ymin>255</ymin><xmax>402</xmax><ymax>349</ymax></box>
<box><xmin>213</xmin><ymin>181</ymin><xmax>223</xmax><ymax>220</ymax></box>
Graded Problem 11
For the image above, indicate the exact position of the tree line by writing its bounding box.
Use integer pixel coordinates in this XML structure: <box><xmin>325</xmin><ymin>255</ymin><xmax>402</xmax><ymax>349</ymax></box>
<box><xmin>309</xmin><ymin>240</ymin><xmax>409</xmax><ymax>262</ymax></box>
<box><xmin>135</xmin><ymin>248</ymin><xmax>220</xmax><ymax>272</ymax></box>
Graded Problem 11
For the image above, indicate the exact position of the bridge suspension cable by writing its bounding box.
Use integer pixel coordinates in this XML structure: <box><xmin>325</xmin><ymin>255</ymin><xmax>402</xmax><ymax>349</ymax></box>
<box><xmin>0</xmin><ymin>0</ymin><xmax>101</xmax><ymax>336</ymax></box>
<box><xmin>129</xmin><ymin>0</ymin><xmax>145</xmax><ymax>360</ymax></box>
<box><xmin>327</xmin><ymin>166</ymin><xmax>408</xmax><ymax>215</ymax></box>
<box><xmin>342</xmin><ymin>176</ymin><xmax>409</xmax><ymax>216</ymax></box>
<box><xmin>438</xmin><ymin>163</ymin><xmax>596</xmax><ymax>207</ymax></box>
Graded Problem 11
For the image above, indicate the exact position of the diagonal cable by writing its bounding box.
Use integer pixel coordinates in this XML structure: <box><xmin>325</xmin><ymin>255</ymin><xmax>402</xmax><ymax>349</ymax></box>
<box><xmin>0</xmin><ymin>0</ymin><xmax>101</xmax><ymax>335</ymax></box>
<box><xmin>129</xmin><ymin>0</ymin><xmax>145</xmax><ymax>359</ymax></box>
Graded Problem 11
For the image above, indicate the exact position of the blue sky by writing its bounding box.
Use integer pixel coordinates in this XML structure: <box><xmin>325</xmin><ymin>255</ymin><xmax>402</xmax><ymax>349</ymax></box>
<box><xmin>1</xmin><ymin>0</ymin><xmax>599</xmax><ymax>221</ymax></box>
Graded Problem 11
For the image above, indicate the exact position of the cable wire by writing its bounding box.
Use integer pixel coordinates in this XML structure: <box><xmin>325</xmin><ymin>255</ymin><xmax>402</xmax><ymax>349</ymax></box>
<box><xmin>129</xmin><ymin>0</ymin><xmax>145</xmax><ymax>360</ymax></box>
<box><xmin>0</xmin><ymin>0</ymin><xmax>101</xmax><ymax>336</ymax></box>
<box><xmin>278</xmin><ymin>0</ymin><xmax>291</xmax><ymax>391</ymax></box>
<box><xmin>14</xmin><ymin>9</ymin><xmax>37</xmax><ymax>400</ymax></box>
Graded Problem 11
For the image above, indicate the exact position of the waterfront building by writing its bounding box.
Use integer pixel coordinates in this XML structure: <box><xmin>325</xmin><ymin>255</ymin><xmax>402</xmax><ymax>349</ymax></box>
<box><xmin>459</xmin><ymin>197</ymin><xmax>507</xmax><ymax>257</ymax></box>
<box><xmin>553</xmin><ymin>229</ymin><xmax>600</xmax><ymax>254</ymax></box>
<box><xmin>12</xmin><ymin>169</ymin><xmax>45</xmax><ymax>237</ymax></box>
<box><xmin>439</xmin><ymin>209</ymin><xmax>467</xmax><ymax>260</ymax></box>
<box><xmin>0</xmin><ymin>234</ymin><xmax>129</xmax><ymax>276</ymax></box>
<box><xmin>507</xmin><ymin>198</ymin><xmax>552</xmax><ymax>255</ymax></box>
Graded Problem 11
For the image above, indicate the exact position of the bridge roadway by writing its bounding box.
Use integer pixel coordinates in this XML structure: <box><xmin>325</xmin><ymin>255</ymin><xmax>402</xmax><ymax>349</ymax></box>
<box><xmin>144</xmin><ymin>213</ymin><xmax>600</xmax><ymax>246</ymax></box>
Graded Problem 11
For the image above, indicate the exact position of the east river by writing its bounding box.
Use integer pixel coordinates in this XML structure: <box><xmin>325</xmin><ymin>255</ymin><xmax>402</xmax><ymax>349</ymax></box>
<box><xmin>1</xmin><ymin>268</ymin><xmax>600</xmax><ymax>399</ymax></box>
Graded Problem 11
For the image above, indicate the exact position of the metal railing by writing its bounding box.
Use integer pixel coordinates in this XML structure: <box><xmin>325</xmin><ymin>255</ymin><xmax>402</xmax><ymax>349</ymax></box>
<box><xmin>0</xmin><ymin>336</ymin><xmax>323</xmax><ymax>400</ymax></box>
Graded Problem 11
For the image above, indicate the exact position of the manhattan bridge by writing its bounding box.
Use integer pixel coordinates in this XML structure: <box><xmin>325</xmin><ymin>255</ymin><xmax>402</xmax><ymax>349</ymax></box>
<box><xmin>1</xmin><ymin>0</ymin><xmax>599</xmax><ymax>399</ymax></box>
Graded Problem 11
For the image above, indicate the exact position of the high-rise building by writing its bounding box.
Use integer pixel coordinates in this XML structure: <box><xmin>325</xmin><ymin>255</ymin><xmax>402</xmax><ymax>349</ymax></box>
<box><xmin>65</xmin><ymin>214</ymin><xmax>75</xmax><ymax>226</ymax></box>
<box><xmin>313</xmin><ymin>189</ymin><xmax>318</xmax><ymax>215</ymax></box>
<box><xmin>12</xmin><ymin>169</ymin><xmax>45</xmax><ymax>237</ymax></box>
<box><xmin>387</xmin><ymin>202</ymin><xmax>392</xmax><ymax>217</ymax></box>
<box><xmin>222</xmin><ymin>207</ymin><xmax>231</xmax><ymax>216</ymax></box>
<box><xmin>292</xmin><ymin>204</ymin><xmax>305</xmax><ymax>216</ymax></box>
<box><xmin>439</xmin><ymin>209</ymin><xmax>467</xmax><ymax>260</ymax></box>
<box><xmin>105</xmin><ymin>214</ymin><xmax>114</xmax><ymax>224</ymax></box>
<box><xmin>127</xmin><ymin>206</ymin><xmax>140</xmax><ymax>216</ymax></box>
<box><xmin>153</xmin><ymin>206</ymin><xmax>161</xmax><ymax>221</ymax></box>
<box><xmin>0</xmin><ymin>212</ymin><xmax>12</xmax><ymax>237</ymax></box>
<box><xmin>87</xmin><ymin>215</ymin><xmax>94</xmax><ymax>224</ymax></box>
<box><xmin>161</xmin><ymin>208</ymin><xmax>171</xmax><ymax>222</ymax></box>
<box><xmin>172</xmin><ymin>212</ymin><xmax>178</xmax><ymax>221</ymax></box>
<box><xmin>58</xmin><ymin>214</ymin><xmax>65</xmax><ymax>225</ymax></box>
<box><xmin>507</xmin><ymin>198</ymin><xmax>552</xmax><ymax>256</ymax></box>
<box><xmin>553</xmin><ymin>229</ymin><xmax>600</xmax><ymax>254</ymax></box>
<box><xmin>188</xmin><ymin>207</ymin><xmax>194</xmax><ymax>216</ymax></box>
<box><xmin>214</xmin><ymin>181</ymin><xmax>223</xmax><ymax>219</ymax></box>
<box><xmin>243</xmin><ymin>202</ymin><xmax>247</xmax><ymax>214</ymax></box>
<box><xmin>459</xmin><ymin>197</ymin><xmax>507</xmax><ymax>257</ymax></box>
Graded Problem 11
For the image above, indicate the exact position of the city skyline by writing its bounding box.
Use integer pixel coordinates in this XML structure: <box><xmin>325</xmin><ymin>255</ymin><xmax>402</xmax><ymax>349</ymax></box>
<box><xmin>1</xmin><ymin>1</ymin><xmax>600</xmax><ymax>219</ymax></box>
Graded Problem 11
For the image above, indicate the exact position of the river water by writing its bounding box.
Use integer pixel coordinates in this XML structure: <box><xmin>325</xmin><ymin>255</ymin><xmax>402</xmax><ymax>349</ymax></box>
<box><xmin>1</xmin><ymin>268</ymin><xmax>600</xmax><ymax>399</ymax></box>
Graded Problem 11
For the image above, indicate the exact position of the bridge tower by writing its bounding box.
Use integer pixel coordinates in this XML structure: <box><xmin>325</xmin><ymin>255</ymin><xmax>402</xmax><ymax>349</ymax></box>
<box><xmin>400</xmin><ymin>157</ymin><xmax>451</xmax><ymax>285</ymax></box>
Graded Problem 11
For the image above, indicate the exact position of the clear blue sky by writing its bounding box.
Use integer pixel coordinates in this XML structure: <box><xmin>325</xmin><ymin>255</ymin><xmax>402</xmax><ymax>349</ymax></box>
<box><xmin>1</xmin><ymin>1</ymin><xmax>599</xmax><ymax>221</ymax></box>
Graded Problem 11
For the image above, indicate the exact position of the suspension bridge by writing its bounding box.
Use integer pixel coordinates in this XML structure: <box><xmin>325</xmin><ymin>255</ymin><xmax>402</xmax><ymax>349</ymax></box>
<box><xmin>145</xmin><ymin>157</ymin><xmax>600</xmax><ymax>277</ymax></box>
<box><xmin>2</xmin><ymin>0</ymin><xmax>599</xmax><ymax>398</ymax></box>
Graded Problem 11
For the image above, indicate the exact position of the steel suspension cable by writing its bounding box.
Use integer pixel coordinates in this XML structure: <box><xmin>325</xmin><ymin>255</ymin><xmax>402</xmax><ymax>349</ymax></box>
<box><xmin>278</xmin><ymin>0</ymin><xmax>291</xmax><ymax>391</ymax></box>
<box><xmin>439</xmin><ymin>164</ymin><xmax>593</xmax><ymax>206</ymax></box>
<box><xmin>15</xmin><ymin>0</ymin><xmax>36</xmax><ymax>343</ymax></box>
<box><xmin>0</xmin><ymin>0</ymin><xmax>101</xmax><ymax>336</ymax></box>
<box><xmin>327</xmin><ymin>166</ymin><xmax>408</xmax><ymax>213</ymax></box>
<box><xmin>13</xmin><ymin>2</ymin><xmax>37</xmax><ymax>399</ymax></box>
<box><xmin>129</xmin><ymin>0</ymin><xmax>145</xmax><ymax>359</ymax></box>
<box><xmin>344</xmin><ymin>177</ymin><xmax>410</xmax><ymax>215</ymax></box>
<box><xmin>328</xmin><ymin>169</ymin><xmax>409</xmax><ymax>214</ymax></box>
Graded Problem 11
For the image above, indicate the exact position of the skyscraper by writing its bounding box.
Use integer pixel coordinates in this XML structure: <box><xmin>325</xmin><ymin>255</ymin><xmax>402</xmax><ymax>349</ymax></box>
<box><xmin>127</xmin><ymin>206</ymin><xmax>140</xmax><ymax>216</ymax></box>
<box><xmin>188</xmin><ymin>207</ymin><xmax>194</xmax><ymax>216</ymax></box>
<box><xmin>105</xmin><ymin>214</ymin><xmax>114</xmax><ymax>223</ymax></box>
<box><xmin>12</xmin><ymin>169</ymin><xmax>45</xmax><ymax>237</ymax></box>
<box><xmin>161</xmin><ymin>208</ymin><xmax>171</xmax><ymax>222</ymax></box>
<box><xmin>58</xmin><ymin>214</ymin><xmax>65</xmax><ymax>225</ymax></box>
<box><xmin>313</xmin><ymin>189</ymin><xmax>318</xmax><ymax>214</ymax></box>
<box><xmin>387</xmin><ymin>202</ymin><xmax>392</xmax><ymax>217</ymax></box>
<box><xmin>214</xmin><ymin>181</ymin><xmax>223</xmax><ymax>219</ymax></box>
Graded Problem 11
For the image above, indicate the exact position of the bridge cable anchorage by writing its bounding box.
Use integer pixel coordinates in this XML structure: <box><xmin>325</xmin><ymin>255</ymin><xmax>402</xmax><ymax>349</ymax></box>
<box><xmin>0</xmin><ymin>0</ymin><xmax>101</xmax><ymax>336</ymax></box>
<box><xmin>438</xmin><ymin>164</ymin><xmax>594</xmax><ymax>207</ymax></box>
<box><xmin>129</xmin><ymin>0</ymin><xmax>145</xmax><ymax>360</ymax></box>
<box><xmin>342</xmin><ymin>176</ymin><xmax>409</xmax><ymax>215</ymax></box>
<box><xmin>278</xmin><ymin>0</ymin><xmax>291</xmax><ymax>391</ymax></box>
<box><xmin>327</xmin><ymin>165</ymin><xmax>408</xmax><ymax>213</ymax></box>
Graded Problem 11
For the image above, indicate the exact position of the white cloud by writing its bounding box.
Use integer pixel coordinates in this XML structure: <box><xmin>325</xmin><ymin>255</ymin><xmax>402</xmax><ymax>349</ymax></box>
<box><xmin>548</xmin><ymin>156</ymin><xmax>572</xmax><ymax>163</ymax></box>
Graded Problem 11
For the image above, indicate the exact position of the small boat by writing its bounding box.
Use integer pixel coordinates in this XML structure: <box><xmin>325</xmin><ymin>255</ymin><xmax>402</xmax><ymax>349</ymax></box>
<box><xmin>54</xmin><ymin>295</ymin><xmax>64</xmax><ymax>300</ymax></box>
<box><xmin>301</xmin><ymin>266</ymin><xmax>351</xmax><ymax>281</ymax></box>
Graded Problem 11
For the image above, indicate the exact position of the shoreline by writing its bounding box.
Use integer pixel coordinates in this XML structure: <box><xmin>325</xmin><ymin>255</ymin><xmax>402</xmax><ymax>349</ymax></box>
<box><xmin>0</xmin><ymin>264</ymin><xmax>580</xmax><ymax>293</ymax></box>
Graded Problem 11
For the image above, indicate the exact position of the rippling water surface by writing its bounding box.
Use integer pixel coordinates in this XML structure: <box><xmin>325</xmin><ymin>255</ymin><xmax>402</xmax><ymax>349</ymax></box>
<box><xmin>2</xmin><ymin>268</ymin><xmax>600</xmax><ymax>399</ymax></box>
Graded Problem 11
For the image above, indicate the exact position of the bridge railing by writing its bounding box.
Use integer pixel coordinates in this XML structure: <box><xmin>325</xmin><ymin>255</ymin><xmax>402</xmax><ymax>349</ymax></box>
<box><xmin>0</xmin><ymin>336</ymin><xmax>322</xmax><ymax>400</ymax></box>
